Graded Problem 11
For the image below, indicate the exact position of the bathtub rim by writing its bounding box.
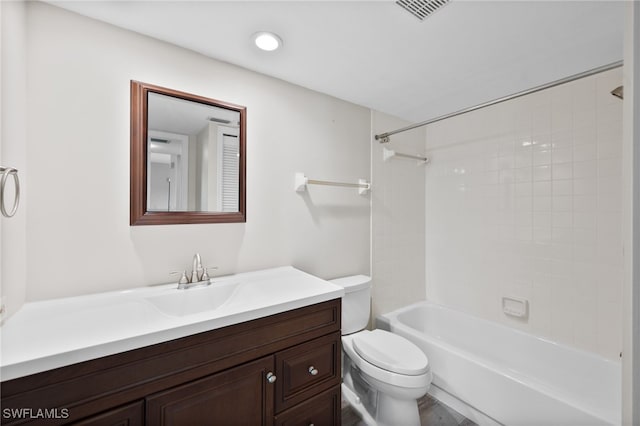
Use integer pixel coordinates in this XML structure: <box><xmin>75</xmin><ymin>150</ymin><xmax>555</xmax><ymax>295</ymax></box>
<box><xmin>379</xmin><ymin>299</ymin><xmax>621</xmax><ymax>366</ymax></box>
<box><xmin>377</xmin><ymin>299</ymin><xmax>622</xmax><ymax>426</ymax></box>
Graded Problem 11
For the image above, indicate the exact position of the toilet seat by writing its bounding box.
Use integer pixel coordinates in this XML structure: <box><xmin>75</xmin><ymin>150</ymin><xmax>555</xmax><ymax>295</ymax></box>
<box><xmin>342</xmin><ymin>332</ymin><xmax>432</xmax><ymax>389</ymax></box>
<box><xmin>352</xmin><ymin>330</ymin><xmax>429</xmax><ymax>376</ymax></box>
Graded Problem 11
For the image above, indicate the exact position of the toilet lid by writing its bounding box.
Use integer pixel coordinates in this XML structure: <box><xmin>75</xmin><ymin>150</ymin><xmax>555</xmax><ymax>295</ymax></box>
<box><xmin>352</xmin><ymin>330</ymin><xmax>429</xmax><ymax>376</ymax></box>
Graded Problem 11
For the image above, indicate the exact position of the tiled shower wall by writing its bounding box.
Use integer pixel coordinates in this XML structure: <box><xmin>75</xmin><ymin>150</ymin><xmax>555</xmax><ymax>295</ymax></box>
<box><xmin>424</xmin><ymin>68</ymin><xmax>623</xmax><ymax>360</ymax></box>
<box><xmin>371</xmin><ymin>111</ymin><xmax>426</xmax><ymax>321</ymax></box>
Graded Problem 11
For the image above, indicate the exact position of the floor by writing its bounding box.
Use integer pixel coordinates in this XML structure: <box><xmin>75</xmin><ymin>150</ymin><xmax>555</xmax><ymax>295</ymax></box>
<box><xmin>342</xmin><ymin>392</ymin><xmax>477</xmax><ymax>426</ymax></box>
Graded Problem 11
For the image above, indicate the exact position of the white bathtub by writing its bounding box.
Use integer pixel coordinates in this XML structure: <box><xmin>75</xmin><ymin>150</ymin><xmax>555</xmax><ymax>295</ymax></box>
<box><xmin>377</xmin><ymin>301</ymin><xmax>621</xmax><ymax>426</ymax></box>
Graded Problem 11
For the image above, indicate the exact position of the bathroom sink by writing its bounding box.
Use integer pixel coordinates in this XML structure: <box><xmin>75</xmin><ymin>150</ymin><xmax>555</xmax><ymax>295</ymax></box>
<box><xmin>145</xmin><ymin>280</ymin><xmax>240</xmax><ymax>317</ymax></box>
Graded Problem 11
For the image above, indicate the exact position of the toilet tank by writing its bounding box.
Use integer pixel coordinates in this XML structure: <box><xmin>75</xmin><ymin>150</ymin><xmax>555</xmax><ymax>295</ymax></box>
<box><xmin>329</xmin><ymin>275</ymin><xmax>371</xmax><ymax>335</ymax></box>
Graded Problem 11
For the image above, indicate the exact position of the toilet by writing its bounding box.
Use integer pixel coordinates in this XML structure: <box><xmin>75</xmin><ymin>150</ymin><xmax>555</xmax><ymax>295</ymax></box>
<box><xmin>330</xmin><ymin>275</ymin><xmax>432</xmax><ymax>426</ymax></box>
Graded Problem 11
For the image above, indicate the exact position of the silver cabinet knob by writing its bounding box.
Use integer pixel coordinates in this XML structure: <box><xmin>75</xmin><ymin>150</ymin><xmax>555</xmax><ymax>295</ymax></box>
<box><xmin>308</xmin><ymin>366</ymin><xmax>318</xmax><ymax>376</ymax></box>
<box><xmin>266</xmin><ymin>372</ymin><xmax>277</xmax><ymax>383</ymax></box>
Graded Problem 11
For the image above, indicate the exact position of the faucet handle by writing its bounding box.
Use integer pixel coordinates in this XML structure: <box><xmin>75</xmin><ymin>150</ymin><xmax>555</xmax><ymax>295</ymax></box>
<box><xmin>201</xmin><ymin>266</ymin><xmax>218</xmax><ymax>281</ymax></box>
<box><xmin>170</xmin><ymin>270</ymin><xmax>190</xmax><ymax>284</ymax></box>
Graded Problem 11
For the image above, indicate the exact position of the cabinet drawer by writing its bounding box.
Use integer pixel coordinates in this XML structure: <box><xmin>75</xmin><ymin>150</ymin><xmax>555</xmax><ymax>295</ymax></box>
<box><xmin>274</xmin><ymin>386</ymin><xmax>340</xmax><ymax>426</ymax></box>
<box><xmin>275</xmin><ymin>332</ymin><xmax>341</xmax><ymax>413</ymax></box>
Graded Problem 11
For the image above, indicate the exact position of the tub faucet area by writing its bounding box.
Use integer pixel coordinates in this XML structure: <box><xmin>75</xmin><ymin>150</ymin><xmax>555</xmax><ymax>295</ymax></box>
<box><xmin>173</xmin><ymin>253</ymin><xmax>217</xmax><ymax>290</ymax></box>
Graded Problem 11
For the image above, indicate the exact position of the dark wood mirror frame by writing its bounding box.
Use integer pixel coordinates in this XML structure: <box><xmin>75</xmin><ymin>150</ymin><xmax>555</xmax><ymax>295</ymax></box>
<box><xmin>130</xmin><ymin>81</ymin><xmax>246</xmax><ymax>225</ymax></box>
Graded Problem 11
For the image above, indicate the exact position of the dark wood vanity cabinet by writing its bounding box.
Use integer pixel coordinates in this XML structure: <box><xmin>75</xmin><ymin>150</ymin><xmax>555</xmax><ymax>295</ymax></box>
<box><xmin>1</xmin><ymin>299</ymin><xmax>341</xmax><ymax>426</ymax></box>
<box><xmin>73</xmin><ymin>402</ymin><xmax>144</xmax><ymax>426</ymax></box>
<box><xmin>146</xmin><ymin>356</ymin><xmax>275</xmax><ymax>425</ymax></box>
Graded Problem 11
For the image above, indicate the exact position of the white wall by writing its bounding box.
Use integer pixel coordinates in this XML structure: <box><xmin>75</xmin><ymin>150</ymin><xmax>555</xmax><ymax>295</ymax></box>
<box><xmin>16</xmin><ymin>2</ymin><xmax>370</xmax><ymax>303</ymax></box>
<box><xmin>371</xmin><ymin>111</ymin><xmax>426</xmax><ymax>320</ymax></box>
<box><xmin>0</xmin><ymin>1</ymin><xmax>28</xmax><ymax>320</ymax></box>
<box><xmin>425</xmin><ymin>68</ymin><xmax>624</xmax><ymax>360</ymax></box>
<box><xmin>622</xmin><ymin>1</ymin><xmax>640</xmax><ymax>423</ymax></box>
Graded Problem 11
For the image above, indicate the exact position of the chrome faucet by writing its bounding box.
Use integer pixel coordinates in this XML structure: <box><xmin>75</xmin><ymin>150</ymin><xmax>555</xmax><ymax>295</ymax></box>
<box><xmin>171</xmin><ymin>253</ymin><xmax>217</xmax><ymax>289</ymax></box>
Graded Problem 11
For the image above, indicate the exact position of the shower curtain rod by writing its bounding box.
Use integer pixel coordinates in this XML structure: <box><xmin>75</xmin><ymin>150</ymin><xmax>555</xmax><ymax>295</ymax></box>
<box><xmin>375</xmin><ymin>60</ymin><xmax>623</xmax><ymax>143</ymax></box>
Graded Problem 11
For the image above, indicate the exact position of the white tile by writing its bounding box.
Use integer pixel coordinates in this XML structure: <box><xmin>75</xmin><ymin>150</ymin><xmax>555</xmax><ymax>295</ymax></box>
<box><xmin>552</xmin><ymin>228</ymin><xmax>573</xmax><ymax>244</ymax></box>
<box><xmin>598</xmin><ymin>176</ymin><xmax>622</xmax><ymax>195</ymax></box>
<box><xmin>533</xmin><ymin>149</ymin><xmax>551</xmax><ymax>166</ymax></box>
<box><xmin>498</xmin><ymin>138</ymin><xmax>516</xmax><ymax>157</ymax></box>
<box><xmin>515</xmin><ymin>147</ymin><xmax>533</xmax><ymax>168</ymax></box>
<box><xmin>551</xmin><ymin>130</ymin><xmax>572</xmax><ymax>148</ymax></box>
<box><xmin>573</xmin><ymin>125</ymin><xmax>597</xmax><ymax>146</ymax></box>
<box><xmin>484</xmin><ymin>156</ymin><xmax>501</xmax><ymax>171</ymax></box>
<box><xmin>597</xmin><ymin>101</ymin><xmax>623</xmax><ymax>125</ymax></box>
<box><xmin>552</xmin><ymin>146</ymin><xmax>573</xmax><ymax>164</ymax></box>
<box><xmin>552</xmin><ymin>163</ymin><xmax>573</xmax><ymax>180</ymax></box>
<box><xmin>421</xmin><ymin>69</ymin><xmax>623</xmax><ymax>361</ymax></box>
<box><xmin>514</xmin><ymin>167</ymin><xmax>532</xmax><ymax>183</ymax></box>
<box><xmin>515</xmin><ymin>182</ymin><xmax>532</xmax><ymax>198</ymax></box>
<box><xmin>498</xmin><ymin>155</ymin><xmax>515</xmax><ymax>170</ymax></box>
<box><xmin>481</xmin><ymin>171</ymin><xmax>500</xmax><ymax>185</ymax></box>
<box><xmin>597</xmin><ymin>265</ymin><xmax>623</xmax><ymax>303</ymax></box>
<box><xmin>552</xmin><ymin>180</ymin><xmax>572</xmax><ymax>196</ymax></box>
<box><xmin>573</xmin><ymin>296</ymin><xmax>599</xmax><ymax>353</ymax></box>
<box><xmin>533</xmin><ymin>212</ymin><xmax>552</xmax><ymax>229</ymax></box>
<box><xmin>533</xmin><ymin>165</ymin><xmax>551</xmax><ymax>182</ymax></box>
<box><xmin>573</xmin><ymin>160</ymin><xmax>598</xmax><ymax>179</ymax></box>
<box><xmin>572</xmin><ymin>77</ymin><xmax>596</xmax><ymax>111</ymax></box>
<box><xmin>598</xmin><ymin>158</ymin><xmax>622</xmax><ymax>178</ymax></box>
<box><xmin>552</xmin><ymin>212</ymin><xmax>572</xmax><ymax>228</ymax></box>
<box><xmin>551</xmin><ymin>243</ymin><xmax>573</xmax><ymax>261</ymax></box>
<box><xmin>516</xmin><ymin>211</ymin><xmax>533</xmax><ymax>227</ymax></box>
<box><xmin>597</xmin><ymin>301</ymin><xmax>622</xmax><ymax>359</ymax></box>
<box><xmin>573</xmin><ymin>261</ymin><xmax>599</xmax><ymax>282</ymax></box>
<box><xmin>532</xmin><ymin>107</ymin><xmax>551</xmax><ymax>135</ymax></box>
<box><xmin>598</xmin><ymin>191</ymin><xmax>622</xmax><ymax>212</ymax></box>
<box><xmin>515</xmin><ymin>227</ymin><xmax>533</xmax><ymax>241</ymax></box>
<box><xmin>573</xmin><ymin>195</ymin><xmax>597</xmax><ymax>212</ymax></box>
<box><xmin>573</xmin><ymin>143</ymin><xmax>597</xmax><ymax>162</ymax></box>
<box><xmin>533</xmin><ymin>181</ymin><xmax>551</xmax><ymax>197</ymax></box>
<box><xmin>597</xmin><ymin>122</ymin><xmax>623</xmax><ymax>159</ymax></box>
<box><xmin>573</xmin><ymin>211</ymin><xmax>596</xmax><ymax>229</ymax></box>
<box><xmin>574</xmin><ymin>228</ymin><xmax>597</xmax><ymax>246</ymax></box>
<box><xmin>533</xmin><ymin>227</ymin><xmax>552</xmax><ymax>243</ymax></box>
<box><xmin>551</xmin><ymin>102</ymin><xmax>572</xmax><ymax>132</ymax></box>
<box><xmin>573</xmin><ymin>178</ymin><xmax>597</xmax><ymax>196</ymax></box>
<box><xmin>499</xmin><ymin>169</ymin><xmax>515</xmax><ymax>184</ymax></box>
<box><xmin>515</xmin><ymin>197</ymin><xmax>532</xmax><ymax>211</ymax></box>
<box><xmin>533</xmin><ymin>196</ymin><xmax>552</xmax><ymax>212</ymax></box>
<box><xmin>552</xmin><ymin>196</ymin><xmax>572</xmax><ymax>212</ymax></box>
<box><xmin>573</xmin><ymin>107</ymin><xmax>597</xmax><ymax>129</ymax></box>
<box><xmin>574</xmin><ymin>245</ymin><xmax>597</xmax><ymax>262</ymax></box>
<box><xmin>596</xmin><ymin>68</ymin><xmax>622</xmax><ymax>108</ymax></box>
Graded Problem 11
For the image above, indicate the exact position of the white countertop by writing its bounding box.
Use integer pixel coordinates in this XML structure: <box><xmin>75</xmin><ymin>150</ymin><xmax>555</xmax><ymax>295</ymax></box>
<box><xmin>0</xmin><ymin>266</ymin><xmax>344</xmax><ymax>381</ymax></box>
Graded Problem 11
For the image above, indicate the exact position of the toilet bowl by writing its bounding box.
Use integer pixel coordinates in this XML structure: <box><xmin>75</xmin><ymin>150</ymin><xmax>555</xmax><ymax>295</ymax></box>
<box><xmin>330</xmin><ymin>276</ymin><xmax>432</xmax><ymax>426</ymax></box>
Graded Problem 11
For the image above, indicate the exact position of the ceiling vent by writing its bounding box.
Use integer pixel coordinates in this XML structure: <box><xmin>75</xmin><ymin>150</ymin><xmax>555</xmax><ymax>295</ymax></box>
<box><xmin>396</xmin><ymin>0</ymin><xmax>451</xmax><ymax>21</ymax></box>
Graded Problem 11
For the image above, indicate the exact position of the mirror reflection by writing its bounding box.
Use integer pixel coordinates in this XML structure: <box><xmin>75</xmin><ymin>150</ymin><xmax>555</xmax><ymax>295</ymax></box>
<box><xmin>130</xmin><ymin>81</ymin><xmax>246</xmax><ymax>225</ymax></box>
<box><xmin>147</xmin><ymin>93</ymin><xmax>241</xmax><ymax>213</ymax></box>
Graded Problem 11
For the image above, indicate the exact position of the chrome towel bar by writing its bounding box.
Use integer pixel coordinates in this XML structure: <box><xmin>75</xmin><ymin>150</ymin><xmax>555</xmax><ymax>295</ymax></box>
<box><xmin>0</xmin><ymin>166</ymin><xmax>20</xmax><ymax>218</ymax></box>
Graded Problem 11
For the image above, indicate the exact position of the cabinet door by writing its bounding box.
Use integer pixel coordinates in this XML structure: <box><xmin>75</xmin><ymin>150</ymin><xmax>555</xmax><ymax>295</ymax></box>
<box><xmin>146</xmin><ymin>356</ymin><xmax>275</xmax><ymax>426</ymax></box>
<box><xmin>73</xmin><ymin>401</ymin><xmax>144</xmax><ymax>426</ymax></box>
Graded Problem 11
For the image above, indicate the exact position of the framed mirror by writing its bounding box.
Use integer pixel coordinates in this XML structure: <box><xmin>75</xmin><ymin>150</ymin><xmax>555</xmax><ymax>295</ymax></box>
<box><xmin>130</xmin><ymin>81</ymin><xmax>246</xmax><ymax>225</ymax></box>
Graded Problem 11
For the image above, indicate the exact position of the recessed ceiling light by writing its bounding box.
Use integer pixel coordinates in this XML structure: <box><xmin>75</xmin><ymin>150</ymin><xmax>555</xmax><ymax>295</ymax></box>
<box><xmin>253</xmin><ymin>32</ymin><xmax>282</xmax><ymax>52</ymax></box>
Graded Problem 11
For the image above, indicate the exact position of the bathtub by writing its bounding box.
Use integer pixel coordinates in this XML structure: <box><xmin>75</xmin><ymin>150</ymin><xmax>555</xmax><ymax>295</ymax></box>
<box><xmin>377</xmin><ymin>301</ymin><xmax>621</xmax><ymax>426</ymax></box>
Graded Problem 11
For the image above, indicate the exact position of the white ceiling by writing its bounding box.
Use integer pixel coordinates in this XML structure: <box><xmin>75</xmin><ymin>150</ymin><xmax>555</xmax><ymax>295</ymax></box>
<box><xmin>50</xmin><ymin>1</ymin><xmax>625</xmax><ymax>124</ymax></box>
<box><xmin>148</xmin><ymin>92</ymin><xmax>240</xmax><ymax>136</ymax></box>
